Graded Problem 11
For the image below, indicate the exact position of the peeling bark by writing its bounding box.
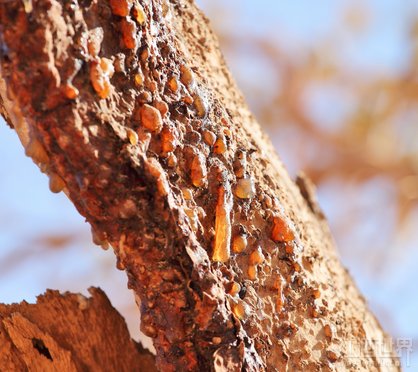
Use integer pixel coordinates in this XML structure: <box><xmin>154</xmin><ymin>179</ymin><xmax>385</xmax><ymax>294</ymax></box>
<box><xmin>0</xmin><ymin>288</ymin><xmax>156</xmax><ymax>371</ymax></box>
<box><xmin>0</xmin><ymin>0</ymin><xmax>399</xmax><ymax>371</ymax></box>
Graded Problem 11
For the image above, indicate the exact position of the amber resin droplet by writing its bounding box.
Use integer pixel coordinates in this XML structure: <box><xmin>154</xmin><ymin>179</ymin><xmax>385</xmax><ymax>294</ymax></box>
<box><xmin>133</xmin><ymin>4</ymin><xmax>146</xmax><ymax>24</ymax></box>
<box><xmin>193</xmin><ymin>94</ymin><xmax>207</xmax><ymax>118</ymax></box>
<box><xmin>140</xmin><ymin>104</ymin><xmax>163</xmax><ymax>133</ymax></box>
<box><xmin>134</xmin><ymin>73</ymin><xmax>143</xmax><ymax>86</ymax></box>
<box><xmin>90</xmin><ymin>58</ymin><xmax>114</xmax><ymax>99</ymax></box>
<box><xmin>271</xmin><ymin>216</ymin><xmax>295</xmax><ymax>242</ymax></box>
<box><xmin>213</xmin><ymin>136</ymin><xmax>227</xmax><ymax>154</ymax></box>
<box><xmin>183</xmin><ymin>94</ymin><xmax>193</xmax><ymax>105</ymax></box>
<box><xmin>180</xmin><ymin>65</ymin><xmax>193</xmax><ymax>86</ymax></box>
<box><xmin>228</xmin><ymin>282</ymin><xmax>241</xmax><ymax>297</ymax></box>
<box><xmin>49</xmin><ymin>173</ymin><xmax>66</xmax><ymax>194</ymax></box>
<box><xmin>312</xmin><ymin>289</ymin><xmax>321</xmax><ymax>299</ymax></box>
<box><xmin>167</xmin><ymin>76</ymin><xmax>179</xmax><ymax>92</ymax></box>
<box><xmin>26</xmin><ymin>139</ymin><xmax>49</xmax><ymax>165</ymax></box>
<box><xmin>292</xmin><ymin>262</ymin><xmax>301</xmax><ymax>272</ymax></box>
<box><xmin>248</xmin><ymin>265</ymin><xmax>257</xmax><ymax>280</ymax></box>
<box><xmin>161</xmin><ymin>126</ymin><xmax>176</xmax><ymax>153</ymax></box>
<box><xmin>203</xmin><ymin>130</ymin><xmax>216</xmax><ymax>146</ymax></box>
<box><xmin>223</xmin><ymin>128</ymin><xmax>232</xmax><ymax>137</ymax></box>
<box><xmin>87</xmin><ymin>28</ymin><xmax>104</xmax><ymax>58</ymax></box>
<box><xmin>182</xmin><ymin>188</ymin><xmax>193</xmax><ymax>201</ymax></box>
<box><xmin>110</xmin><ymin>0</ymin><xmax>132</xmax><ymax>17</ymax></box>
<box><xmin>324</xmin><ymin>324</ymin><xmax>334</xmax><ymax>340</ymax></box>
<box><xmin>63</xmin><ymin>83</ymin><xmax>79</xmax><ymax>100</ymax></box>
<box><xmin>231</xmin><ymin>300</ymin><xmax>248</xmax><ymax>321</ymax></box>
<box><xmin>167</xmin><ymin>153</ymin><xmax>177</xmax><ymax>168</ymax></box>
<box><xmin>232</xmin><ymin>234</ymin><xmax>247</xmax><ymax>254</ymax></box>
<box><xmin>212</xmin><ymin>337</ymin><xmax>222</xmax><ymax>345</ymax></box>
<box><xmin>154</xmin><ymin>100</ymin><xmax>169</xmax><ymax>117</ymax></box>
<box><xmin>22</xmin><ymin>0</ymin><xmax>33</xmax><ymax>13</ymax></box>
<box><xmin>184</xmin><ymin>208</ymin><xmax>199</xmax><ymax>232</ymax></box>
<box><xmin>249</xmin><ymin>247</ymin><xmax>265</xmax><ymax>266</ymax></box>
<box><xmin>235</xmin><ymin>177</ymin><xmax>255</xmax><ymax>199</ymax></box>
<box><xmin>100</xmin><ymin>58</ymin><xmax>114</xmax><ymax>75</ymax></box>
<box><xmin>120</xmin><ymin>18</ymin><xmax>138</xmax><ymax>50</ymax></box>
<box><xmin>91</xmin><ymin>226</ymin><xmax>109</xmax><ymax>250</ymax></box>
<box><xmin>234</xmin><ymin>150</ymin><xmax>247</xmax><ymax>178</ymax></box>
<box><xmin>127</xmin><ymin>129</ymin><xmax>138</xmax><ymax>145</ymax></box>
<box><xmin>310</xmin><ymin>306</ymin><xmax>319</xmax><ymax>318</ymax></box>
<box><xmin>326</xmin><ymin>350</ymin><xmax>339</xmax><ymax>363</ymax></box>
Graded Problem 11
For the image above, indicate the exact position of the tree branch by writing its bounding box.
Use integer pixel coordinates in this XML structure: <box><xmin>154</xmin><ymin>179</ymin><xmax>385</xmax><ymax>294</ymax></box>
<box><xmin>0</xmin><ymin>0</ymin><xmax>399</xmax><ymax>370</ymax></box>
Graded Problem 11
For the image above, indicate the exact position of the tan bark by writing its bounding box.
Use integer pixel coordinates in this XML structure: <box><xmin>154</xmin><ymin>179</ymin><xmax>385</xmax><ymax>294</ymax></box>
<box><xmin>0</xmin><ymin>0</ymin><xmax>399</xmax><ymax>371</ymax></box>
<box><xmin>0</xmin><ymin>287</ymin><xmax>156</xmax><ymax>371</ymax></box>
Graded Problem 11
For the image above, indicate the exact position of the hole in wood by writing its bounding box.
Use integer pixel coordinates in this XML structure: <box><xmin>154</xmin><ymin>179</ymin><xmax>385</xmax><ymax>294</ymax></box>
<box><xmin>31</xmin><ymin>338</ymin><xmax>53</xmax><ymax>361</ymax></box>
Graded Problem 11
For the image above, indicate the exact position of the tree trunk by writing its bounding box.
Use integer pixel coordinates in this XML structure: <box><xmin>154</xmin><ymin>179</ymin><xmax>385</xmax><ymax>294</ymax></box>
<box><xmin>0</xmin><ymin>0</ymin><xmax>399</xmax><ymax>371</ymax></box>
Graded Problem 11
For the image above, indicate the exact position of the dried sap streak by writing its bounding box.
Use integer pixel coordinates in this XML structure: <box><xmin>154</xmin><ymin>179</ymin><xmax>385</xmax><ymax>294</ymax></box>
<box><xmin>190</xmin><ymin>152</ymin><xmax>207</xmax><ymax>188</ymax></box>
<box><xmin>212</xmin><ymin>180</ymin><xmax>233</xmax><ymax>263</ymax></box>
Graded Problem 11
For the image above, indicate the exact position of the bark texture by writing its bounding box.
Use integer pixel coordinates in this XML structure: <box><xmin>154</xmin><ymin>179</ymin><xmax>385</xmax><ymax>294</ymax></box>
<box><xmin>0</xmin><ymin>287</ymin><xmax>156</xmax><ymax>371</ymax></box>
<box><xmin>0</xmin><ymin>0</ymin><xmax>399</xmax><ymax>371</ymax></box>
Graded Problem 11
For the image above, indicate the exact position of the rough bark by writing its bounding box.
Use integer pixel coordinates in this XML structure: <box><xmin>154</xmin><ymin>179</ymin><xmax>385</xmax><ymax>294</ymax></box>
<box><xmin>0</xmin><ymin>0</ymin><xmax>399</xmax><ymax>371</ymax></box>
<box><xmin>0</xmin><ymin>287</ymin><xmax>156</xmax><ymax>371</ymax></box>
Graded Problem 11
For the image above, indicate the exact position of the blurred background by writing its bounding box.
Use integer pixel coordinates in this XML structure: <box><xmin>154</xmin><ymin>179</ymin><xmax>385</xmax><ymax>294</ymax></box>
<box><xmin>1</xmin><ymin>0</ymin><xmax>417</xmax><ymax>368</ymax></box>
